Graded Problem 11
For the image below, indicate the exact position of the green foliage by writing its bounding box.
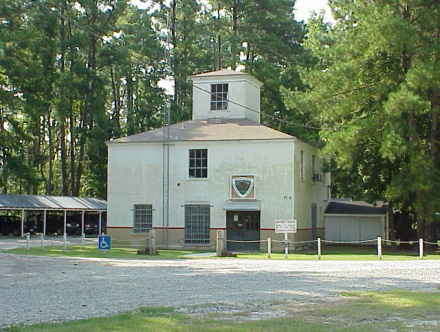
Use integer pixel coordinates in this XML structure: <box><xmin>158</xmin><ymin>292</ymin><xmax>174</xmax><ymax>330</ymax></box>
<box><xmin>0</xmin><ymin>0</ymin><xmax>310</xmax><ymax>199</ymax></box>
<box><xmin>291</xmin><ymin>0</ymin><xmax>440</xmax><ymax>239</ymax></box>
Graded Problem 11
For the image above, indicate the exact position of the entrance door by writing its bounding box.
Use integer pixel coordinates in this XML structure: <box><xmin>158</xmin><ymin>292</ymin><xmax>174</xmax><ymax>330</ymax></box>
<box><xmin>226</xmin><ymin>211</ymin><xmax>260</xmax><ymax>252</ymax></box>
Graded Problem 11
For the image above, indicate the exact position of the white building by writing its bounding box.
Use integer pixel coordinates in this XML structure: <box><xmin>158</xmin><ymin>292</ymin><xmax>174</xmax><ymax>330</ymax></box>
<box><xmin>106</xmin><ymin>69</ymin><xmax>329</xmax><ymax>251</ymax></box>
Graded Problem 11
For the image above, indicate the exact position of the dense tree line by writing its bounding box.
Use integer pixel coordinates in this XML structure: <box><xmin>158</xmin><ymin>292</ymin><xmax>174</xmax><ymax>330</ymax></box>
<box><xmin>289</xmin><ymin>0</ymin><xmax>439</xmax><ymax>241</ymax></box>
<box><xmin>1</xmin><ymin>0</ymin><xmax>438</xmax><ymax>240</ymax></box>
<box><xmin>0</xmin><ymin>0</ymin><xmax>309</xmax><ymax>198</ymax></box>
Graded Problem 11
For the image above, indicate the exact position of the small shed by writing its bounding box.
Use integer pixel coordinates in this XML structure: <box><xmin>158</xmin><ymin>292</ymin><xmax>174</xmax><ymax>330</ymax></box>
<box><xmin>324</xmin><ymin>200</ymin><xmax>387</xmax><ymax>244</ymax></box>
<box><xmin>0</xmin><ymin>194</ymin><xmax>107</xmax><ymax>236</ymax></box>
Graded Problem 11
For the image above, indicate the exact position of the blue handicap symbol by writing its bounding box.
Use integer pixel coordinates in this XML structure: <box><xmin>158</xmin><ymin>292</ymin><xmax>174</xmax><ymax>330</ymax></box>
<box><xmin>98</xmin><ymin>235</ymin><xmax>111</xmax><ymax>250</ymax></box>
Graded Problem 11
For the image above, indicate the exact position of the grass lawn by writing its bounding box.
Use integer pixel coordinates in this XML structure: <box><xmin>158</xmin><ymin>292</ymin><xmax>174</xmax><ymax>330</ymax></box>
<box><xmin>4</xmin><ymin>246</ymin><xmax>208</xmax><ymax>259</ymax></box>
<box><xmin>4</xmin><ymin>290</ymin><xmax>440</xmax><ymax>331</ymax></box>
<box><xmin>4</xmin><ymin>244</ymin><xmax>439</xmax><ymax>260</ymax></box>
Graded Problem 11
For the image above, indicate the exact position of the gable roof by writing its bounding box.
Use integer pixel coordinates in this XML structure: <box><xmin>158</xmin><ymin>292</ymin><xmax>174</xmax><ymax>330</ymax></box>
<box><xmin>325</xmin><ymin>201</ymin><xmax>387</xmax><ymax>215</ymax></box>
<box><xmin>108</xmin><ymin>118</ymin><xmax>294</xmax><ymax>144</ymax></box>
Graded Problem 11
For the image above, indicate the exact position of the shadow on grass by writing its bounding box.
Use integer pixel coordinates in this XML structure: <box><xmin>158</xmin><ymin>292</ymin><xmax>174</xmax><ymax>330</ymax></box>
<box><xmin>4</xmin><ymin>290</ymin><xmax>440</xmax><ymax>332</ymax></box>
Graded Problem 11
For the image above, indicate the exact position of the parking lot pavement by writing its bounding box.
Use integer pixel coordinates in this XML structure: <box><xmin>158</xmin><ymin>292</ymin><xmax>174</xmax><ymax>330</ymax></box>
<box><xmin>0</xmin><ymin>249</ymin><xmax>439</xmax><ymax>327</ymax></box>
<box><xmin>0</xmin><ymin>235</ymin><xmax>97</xmax><ymax>250</ymax></box>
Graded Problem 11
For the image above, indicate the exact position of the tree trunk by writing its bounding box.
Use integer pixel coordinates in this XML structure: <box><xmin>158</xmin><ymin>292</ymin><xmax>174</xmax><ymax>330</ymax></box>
<box><xmin>387</xmin><ymin>202</ymin><xmax>395</xmax><ymax>243</ymax></box>
<box><xmin>59</xmin><ymin>0</ymin><xmax>68</xmax><ymax>196</ymax></box>
<box><xmin>110</xmin><ymin>66</ymin><xmax>122</xmax><ymax>137</ymax></box>
<box><xmin>47</xmin><ymin>113</ymin><xmax>53</xmax><ymax>195</ymax></box>
<box><xmin>69</xmin><ymin>97</ymin><xmax>75</xmax><ymax>196</ymax></box>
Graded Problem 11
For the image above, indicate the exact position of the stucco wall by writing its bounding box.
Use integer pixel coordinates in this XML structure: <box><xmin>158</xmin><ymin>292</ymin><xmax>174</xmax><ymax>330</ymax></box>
<box><xmin>191</xmin><ymin>76</ymin><xmax>261</xmax><ymax>122</ymax></box>
<box><xmin>108</xmin><ymin>139</ymin><xmax>294</xmax><ymax>229</ymax></box>
<box><xmin>293</xmin><ymin>140</ymin><xmax>329</xmax><ymax>232</ymax></box>
<box><xmin>107</xmin><ymin>137</ymin><xmax>328</xmax><ymax>248</ymax></box>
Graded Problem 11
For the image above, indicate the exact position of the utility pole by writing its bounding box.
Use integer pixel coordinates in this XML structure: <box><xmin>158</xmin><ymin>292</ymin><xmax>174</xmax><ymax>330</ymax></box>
<box><xmin>162</xmin><ymin>11</ymin><xmax>172</xmax><ymax>248</ymax></box>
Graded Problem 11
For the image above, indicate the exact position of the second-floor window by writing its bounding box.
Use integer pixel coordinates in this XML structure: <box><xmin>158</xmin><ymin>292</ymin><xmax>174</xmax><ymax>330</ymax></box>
<box><xmin>211</xmin><ymin>84</ymin><xmax>228</xmax><ymax>110</ymax></box>
<box><xmin>189</xmin><ymin>149</ymin><xmax>208</xmax><ymax>178</ymax></box>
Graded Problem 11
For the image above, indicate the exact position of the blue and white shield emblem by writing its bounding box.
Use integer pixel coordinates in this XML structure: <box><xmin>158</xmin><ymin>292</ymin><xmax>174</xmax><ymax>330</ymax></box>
<box><xmin>232</xmin><ymin>177</ymin><xmax>254</xmax><ymax>198</ymax></box>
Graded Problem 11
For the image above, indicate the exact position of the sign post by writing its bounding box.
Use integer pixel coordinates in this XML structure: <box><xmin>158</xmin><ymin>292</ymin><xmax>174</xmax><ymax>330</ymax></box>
<box><xmin>275</xmin><ymin>220</ymin><xmax>297</xmax><ymax>259</ymax></box>
<box><xmin>98</xmin><ymin>235</ymin><xmax>111</xmax><ymax>252</ymax></box>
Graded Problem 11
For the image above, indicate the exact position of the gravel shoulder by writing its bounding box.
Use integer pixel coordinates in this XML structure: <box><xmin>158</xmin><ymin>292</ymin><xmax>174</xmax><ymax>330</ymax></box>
<box><xmin>0</xmin><ymin>252</ymin><xmax>439</xmax><ymax>327</ymax></box>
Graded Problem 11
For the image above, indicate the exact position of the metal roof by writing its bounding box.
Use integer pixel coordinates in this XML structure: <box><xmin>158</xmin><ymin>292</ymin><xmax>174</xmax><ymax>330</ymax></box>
<box><xmin>0</xmin><ymin>194</ymin><xmax>107</xmax><ymax>211</ymax></box>
<box><xmin>108</xmin><ymin>118</ymin><xmax>294</xmax><ymax>144</ymax></box>
<box><xmin>325</xmin><ymin>201</ymin><xmax>386</xmax><ymax>215</ymax></box>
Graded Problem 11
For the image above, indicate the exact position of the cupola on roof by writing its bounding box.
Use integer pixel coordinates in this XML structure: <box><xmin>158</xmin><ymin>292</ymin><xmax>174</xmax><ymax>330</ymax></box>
<box><xmin>190</xmin><ymin>69</ymin><xmax>262</xmax><ymax>123</ymax></box>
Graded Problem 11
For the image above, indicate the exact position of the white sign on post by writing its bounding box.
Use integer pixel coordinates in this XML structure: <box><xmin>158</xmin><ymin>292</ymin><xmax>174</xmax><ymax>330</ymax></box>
<box><xmin>275</xmin><ymin>220</ymin><xmax>297</xmax><ymax>234</ymax></box>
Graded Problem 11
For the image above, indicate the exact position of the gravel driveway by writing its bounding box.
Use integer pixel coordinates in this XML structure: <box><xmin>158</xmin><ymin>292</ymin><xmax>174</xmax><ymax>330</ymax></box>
<box><xmin>0</xmin><ymin>252</ymin><xmax>439</xmax><ymax>327</ymax></box>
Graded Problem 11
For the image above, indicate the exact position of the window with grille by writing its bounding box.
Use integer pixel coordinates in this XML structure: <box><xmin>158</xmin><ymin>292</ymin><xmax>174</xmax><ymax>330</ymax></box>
<box><xmin>133</xmin><ymin>204</ymin><xmax>152</xmax><ymax>233</ymax></box>
<box><xmin>189</xmin><ymin>149</ymin><xmax>208</xmax><ymax>178</ymax></box>
<box><xmin>184</xmin><ymin>203</ymin><xmax>210</xmax><ymax>244</ymax></box>
<box><xmin>211</xmin><ymin>84</ymin><xmax>228</xmax><ymax>110</ymax></box>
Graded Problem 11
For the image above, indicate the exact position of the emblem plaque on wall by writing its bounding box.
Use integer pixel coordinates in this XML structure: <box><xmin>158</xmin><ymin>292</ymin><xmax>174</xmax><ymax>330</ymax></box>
<box><xmin>231</xmin><ymin>175</ymin><xmax>255</xmax><ymax>199</ymax></box>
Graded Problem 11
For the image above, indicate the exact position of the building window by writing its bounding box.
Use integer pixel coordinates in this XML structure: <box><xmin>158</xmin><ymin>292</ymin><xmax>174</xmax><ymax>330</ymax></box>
<box><xmin>211</xmin><ymin>84</ymin><xmax>228</xmax><ymax>110</ymax></box>
<box><xmin>300</xmin><ymin>150</ymin><xmax>304</xmax><ymax>180</ymax></box>
<box><xmin>133</xmin><ymin>204</ymin><xmax>152</xmax><ymax>233</ymax></box>
<box><xmin>312</xmin><ymin>155</ymin><xmax>323</xmax><ymax>182</ymax></box>
<box><xmin>184</xmin><ymin>202</ymin><xmax>210</xmax><ymax>244</ymax></box>
<box><xmin>189</xmin><ymin>149</ymin><xmax>208</xmax><ymax>178</ymax></box>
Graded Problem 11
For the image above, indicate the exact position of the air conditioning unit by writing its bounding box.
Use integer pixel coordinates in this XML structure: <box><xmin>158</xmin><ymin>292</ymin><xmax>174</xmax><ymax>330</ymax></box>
<box><xmin>312</xmin><ymin>173</ymin><xmax>323</xmax><ymax>182</ymax></box>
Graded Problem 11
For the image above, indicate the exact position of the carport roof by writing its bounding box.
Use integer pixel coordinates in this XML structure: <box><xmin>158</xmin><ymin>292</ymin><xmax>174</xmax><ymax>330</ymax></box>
<box><xmin>325</xmin><ymin>201</ymin><xmax>386</xmax><ymax>215</ymax></box>
<box><xmin>0</xmin><ymin>194</ymin><xmax>106</xmax><ymax>211</ymax></box>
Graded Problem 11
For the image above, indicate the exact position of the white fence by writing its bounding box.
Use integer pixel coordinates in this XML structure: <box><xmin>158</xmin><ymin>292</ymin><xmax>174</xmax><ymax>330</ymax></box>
<box><xmin>17</xmin><ymin>230</ymin><xmax>440</xmax><ymax>260</ymax></box>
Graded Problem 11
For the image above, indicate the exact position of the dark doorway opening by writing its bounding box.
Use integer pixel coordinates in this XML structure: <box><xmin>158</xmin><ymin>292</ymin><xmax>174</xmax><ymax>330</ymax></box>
<box><xmin>226</xmin><ymin>211</ymin><xmax>260</xmax><ymax>252</ymax></box>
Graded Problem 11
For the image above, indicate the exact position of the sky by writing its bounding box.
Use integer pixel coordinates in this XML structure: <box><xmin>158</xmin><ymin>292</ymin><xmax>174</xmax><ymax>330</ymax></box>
<box><xmin>131</xmin><ymin>0</ymin><xmax>333</xmax><ymax>23</ymax></box>
<box><xmin>293</xmin><ymin>0</ymin><xmax>333</xmax><ymax>23</ymax></box>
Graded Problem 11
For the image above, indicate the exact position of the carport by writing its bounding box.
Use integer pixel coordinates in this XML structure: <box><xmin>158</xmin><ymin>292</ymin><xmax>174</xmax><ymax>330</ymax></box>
<box><xmin>0</xmin><ymin>194</ymin><xmax>107</xmax><ymax>236</ymax></box>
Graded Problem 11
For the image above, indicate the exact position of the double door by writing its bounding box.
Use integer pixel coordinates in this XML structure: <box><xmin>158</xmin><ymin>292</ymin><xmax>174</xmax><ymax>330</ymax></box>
<box><xmin>226</xmin><ymin>211</ymin><xmax>260</xmax><ymax>252</ymax></box>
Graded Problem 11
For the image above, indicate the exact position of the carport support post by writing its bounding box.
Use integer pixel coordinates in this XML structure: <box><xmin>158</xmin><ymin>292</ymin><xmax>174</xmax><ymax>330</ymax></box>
<box><xmin>377</xmin><ymin>236</ymin><xmax>382</xmax><ymax>259</ymax></box>
<box><xmin>99</xmin><ymin>212</ymin><xmax>102</xmax><ymax>235</ymax></box>
<box><xmin>21</xmin><ymin>209</ymin><xmax>25</xmax><ymax>237</ymax></box>
<box><xmin>267</xmin><ymin>237</ymin><xmax>272</xmax><ymax>258</ymax></box>
<box><xmin>317</xmin><ymin>237</ymin><xmax>321</xmax><ymax>260</ymax></box>
<box><xmin>81</xmin><ymin>211</ymin><xmax>85</xmax><ymax>237</ymax></box>
<box><xmin>419</xmin><ymin>238</ymin><xmax>424</xmax><ymax>259</ymax></box>
<box><xmin>43</xmin><ymin>210</ymin><xmax>47</xmax><ymax>236</ymax></box>
<box><xmin>82</xmin><ymin>233</ymin><xmax>85</xmax><ymax>250</ymax></box>
<box><xmin>40</xmin><ymin>234</ymin><xmax>44</xmax><ymax>251</ymax></box>
<box><xmin>63</xmin><ymin>210</ymin><xmax>67</xmax><ymax>236</ymax></box>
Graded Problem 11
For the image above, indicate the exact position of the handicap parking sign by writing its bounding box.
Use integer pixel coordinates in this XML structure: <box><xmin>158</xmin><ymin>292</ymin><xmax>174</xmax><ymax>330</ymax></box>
<box><xmin>98</xmin><ymin>235</ymin><xmax>111</xmax><ymax>250</ymax></box>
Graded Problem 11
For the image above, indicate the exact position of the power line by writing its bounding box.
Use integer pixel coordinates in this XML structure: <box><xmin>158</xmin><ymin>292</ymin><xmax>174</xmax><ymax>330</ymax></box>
<box><xmin>192</xmin><ymin>84</ymin><xmax>325</xmax><ymax>131</ymax></box>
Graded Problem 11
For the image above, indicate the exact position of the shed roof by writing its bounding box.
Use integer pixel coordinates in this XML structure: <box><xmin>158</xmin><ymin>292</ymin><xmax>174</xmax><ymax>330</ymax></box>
<box><xmin>325</xmin><ymin>201</ymin><xmax>386</xmax><ymax>215</ymax></box>
<box><xmin>0</xmin><ymin>194</ymin><xmax>107</xmax><ymax>211</ymax></box>
<box><xmin>108</xmin><ymin>118</ymin><xmax>294</xmax><ymax>144</ymax></box>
